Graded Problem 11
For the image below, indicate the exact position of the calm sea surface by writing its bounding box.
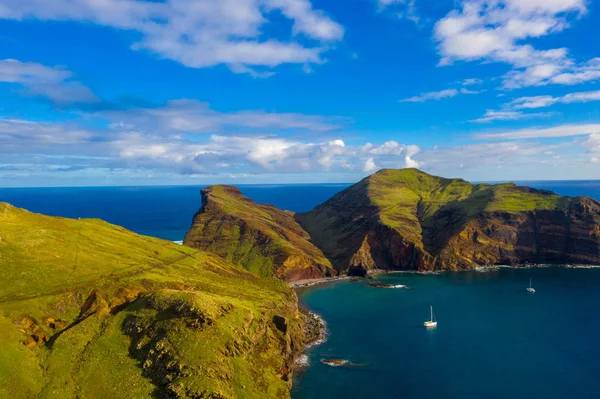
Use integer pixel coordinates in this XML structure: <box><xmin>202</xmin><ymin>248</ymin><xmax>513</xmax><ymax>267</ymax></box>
<box><xmin>1</xmin><ymin>180</ymin><xmax>599</xmax><ymax>399</ymax></box>
<box><xmin>293</xmin><ymin>268</ymin><xmax>600</xmax><ymax>399</ymax></box>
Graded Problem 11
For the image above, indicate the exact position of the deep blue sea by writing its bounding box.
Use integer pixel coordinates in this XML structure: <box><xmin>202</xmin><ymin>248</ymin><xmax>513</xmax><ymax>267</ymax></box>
<box><xmin>0</xmin><ymin>184</ymin><xmax>349</xmax><ymax>241</ymax></box>
<box><xmin>1</xmin><ymin>180</ymin><xmax>600</xmax><ymax>399</ymax></box>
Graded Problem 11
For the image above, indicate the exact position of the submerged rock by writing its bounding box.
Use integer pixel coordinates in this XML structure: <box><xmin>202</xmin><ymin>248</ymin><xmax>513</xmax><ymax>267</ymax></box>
<box><xmin>320</xmin><ymin>359</ymin><xmax>362</xmax><ymax>368</ymax></box>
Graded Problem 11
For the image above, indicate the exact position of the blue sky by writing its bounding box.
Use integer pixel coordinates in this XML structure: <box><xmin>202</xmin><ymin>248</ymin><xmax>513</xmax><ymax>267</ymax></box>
<box><xmin>1</xmin><ymin>0</ymin><xmax>600</xmax><ymax>187</ymax></box>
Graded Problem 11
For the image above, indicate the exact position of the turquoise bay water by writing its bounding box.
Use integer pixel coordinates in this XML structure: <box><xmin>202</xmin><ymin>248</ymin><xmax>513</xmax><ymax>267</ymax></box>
<box><xmin>293</xmin><ymin>268</ymin><xmax>600</xmax><ymax>399</ymax></box>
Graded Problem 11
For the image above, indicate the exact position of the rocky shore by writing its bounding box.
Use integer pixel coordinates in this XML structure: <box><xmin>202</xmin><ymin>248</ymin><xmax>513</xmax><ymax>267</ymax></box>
<box><xmin>289</xmin><ymin>275</ymin><xmax>350</xmax><ymax>288</ymax></box>
<box><xmin>300</xmin><ymin>308</ymin><xmax>327</xmax><ymax>348</ymax></box>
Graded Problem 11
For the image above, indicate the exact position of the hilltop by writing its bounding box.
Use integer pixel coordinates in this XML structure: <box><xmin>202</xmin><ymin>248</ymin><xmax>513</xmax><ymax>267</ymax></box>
<box><xmin>183</xmin><ymin>185</ymin><xmax>334</xmax><ymax>281</ymax></box>
<box><xmin>296</xmin><ymin>168</ymin><xmax>600</xmax><ymax>274</ymax></box>
<box><xmin>0</xmin><ymin>203</ymin><xmax>308</xmax><ymax>399</ymax></box>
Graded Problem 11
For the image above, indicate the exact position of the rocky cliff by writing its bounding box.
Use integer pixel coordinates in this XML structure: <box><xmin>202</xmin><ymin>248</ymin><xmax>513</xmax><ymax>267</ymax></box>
<box><xmin>183</xmin><ymin>185</ymin><xmax>334</xmax><ymax>281</ymax></box>
<box><xmin>297</xmin><ymin>169</ymin><xmax>600</xmax><ymax>275</ymax></box>
<box><xmin>0</xmin><ymin>203</ymin><xmax>309</xmax><ymax>399</ymax></box>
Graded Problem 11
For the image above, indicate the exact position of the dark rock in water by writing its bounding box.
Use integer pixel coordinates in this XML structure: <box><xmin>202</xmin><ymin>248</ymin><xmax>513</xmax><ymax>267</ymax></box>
<box><xmin>320</xmin><ymin>359</ymin><xmax>350</xmax><ymax>367</ymax></box>
<box><xmin>320</xmin><ymin>358</ymin><xmax>362</xmax><ymax>367</ymax></box>
<box><xmin>368</xmin><ymin>282</ymin><xmax>393</xmax><ymax>288</ymax></box>
<box><xmin>300</xmin><ymin>308</ymin><xmax>326</xmax><ymax>347</ymax></box>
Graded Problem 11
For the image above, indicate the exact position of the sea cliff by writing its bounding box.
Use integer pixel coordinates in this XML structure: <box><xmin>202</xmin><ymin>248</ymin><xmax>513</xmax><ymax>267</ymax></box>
<box><xmin>183</xmin><ymin>185</ymin><xmax>335</xmax><ymax>281</ymax></box>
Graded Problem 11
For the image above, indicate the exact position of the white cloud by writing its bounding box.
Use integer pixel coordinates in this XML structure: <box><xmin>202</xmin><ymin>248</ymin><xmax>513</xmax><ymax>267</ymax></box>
<box><xmin>434</xmin><ymin>0</ymin><xmax>600</xmax><ymax>88</ymax></box>
<box><xmin>0</xmin><ymin>118</ymin><xmax>97</xmax><ymax>145</ymax></box>
<box><xmin>414</xmin><ymin>139</ymin><xmax>587</xmax><ymax>180</ymax></box>
<box><xmin>471</xmin><ymin>110</ymin><xmax>554</xmax><ymax>123</ymax></box>
<box><xmin>400</xmin><ymin>89</ymin><xmax>459</xmax><ymax>103</ymax></box>
<box><xmin>582</xmin><ymin>133</ymin><xmax>600</xmax><ymax>153</ymax></box>
<box><xmin>100</xmin><ymin>99</ymin><xmax>346</xmax><ymax>134</ymax></box>
<box><xmin>400</xmin><ymin>84</ymin><xmax>485</xmax><ymax>103</ymax></box>
<box><xmin>0</xmin><ymin>0</ymin><xmax>344</xmax><ymax>75</ymax></box>
<box><xmin>0</xmin><ymin>101</ymin><xmax>419</xmax><ymax>177</ymax></box>
<box><xmin>506</xmin><ymin>95</ymin><xmax>559</xmax><ymax>109</ymax></box>
<box><xmin>474</xmin><ymin>123</ymin><xmax>600</xmax><ymax>140</ymax></box>
<box><xmin>0</xmin><ymin>59</ymin><xmax>97</xmax><ymax>104</ymax></box>
<box><xmin>364</xmin><ymin>157</ymin><xmax>377</xmax><ymax>172</ymax></box>
<box><xmin>115</xmin><ymin>134</ymin><xmax>419</xmax><ymax>174</ymax></box>
<box><xmin>507</xmin><ymin>90</ymin><xmax>600</xmax><ymax>109</ymax></box>
<box><xmin>461</xmin><ymin>78</ymin><xmax>484</xmax><ymax>86</ymax></box>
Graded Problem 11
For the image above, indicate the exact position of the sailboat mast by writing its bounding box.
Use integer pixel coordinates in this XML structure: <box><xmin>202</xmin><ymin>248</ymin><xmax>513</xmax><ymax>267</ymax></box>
<box><xmin>430</xmin><ymin>305</ymin><xmax>433</xmax><ymax>322</ymax></box>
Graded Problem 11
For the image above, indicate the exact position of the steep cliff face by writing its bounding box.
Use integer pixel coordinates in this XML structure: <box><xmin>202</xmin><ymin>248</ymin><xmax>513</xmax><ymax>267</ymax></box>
<box><xmin>297</xmin><ymin>169</ymin><xmax>600</xmax><ymax>274</ymax></box>
<box><xmin>0</xmin><ymin>203</ymin><xmax>308</xmax><ymax>399</ymax></box>
<box><xmin>183</xmin><ymin>185</ymin><xmax>334</xmax><ymax>281</ymax></box>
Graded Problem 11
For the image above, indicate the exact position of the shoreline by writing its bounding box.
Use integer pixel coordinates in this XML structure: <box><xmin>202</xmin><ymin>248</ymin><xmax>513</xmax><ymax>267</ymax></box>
<box><xmin>289</xmin><ymin>275</ymin><xmax>351</xmax><ymax>288</ymax></box>
<box><xmin>289</xmin><ymin>264</ymin><xmax>600</xmax><ymax>289</ymax></box>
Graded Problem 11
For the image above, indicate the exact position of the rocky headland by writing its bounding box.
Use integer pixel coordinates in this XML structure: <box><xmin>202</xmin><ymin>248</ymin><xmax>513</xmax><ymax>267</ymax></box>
<box><xmin>296</xmin><ymin>168</ymin><xmax>600</xmax><ymax>276</ymax></box>
<box><xmin>184</xmin><ymin>169</ymin><xmax>600</xmax><ymax>280</ymax></box>
<box><xmin>183</xmin><ymin>185</ymin><xmax>335</xmax><ymax>282</ymax></box>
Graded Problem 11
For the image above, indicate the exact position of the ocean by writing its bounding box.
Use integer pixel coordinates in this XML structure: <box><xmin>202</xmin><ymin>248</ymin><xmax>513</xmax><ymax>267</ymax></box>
<box><xmin>292</xmin><ymin>268</ymin><xmax>600</xmax><ymax>399</ymax></box>
<box><xmin>1</xmin><ymin>180</ymin><xmax>600</xmax><ymax>399</ymax></box>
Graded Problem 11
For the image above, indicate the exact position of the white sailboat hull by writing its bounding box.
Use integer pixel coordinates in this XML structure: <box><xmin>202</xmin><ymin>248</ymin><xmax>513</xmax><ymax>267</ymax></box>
<box><xmin>424</xmin><ymin>321</ymin><xmax>437</xmax><ymax>328</ymax></box>
<box><xmin>527</xmin><ymin>287</ymin><xmax>535</xmax><ymax>293</ymax></box>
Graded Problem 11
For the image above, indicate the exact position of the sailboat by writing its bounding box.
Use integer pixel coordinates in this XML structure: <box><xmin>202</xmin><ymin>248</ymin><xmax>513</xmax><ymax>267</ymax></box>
<box><xmin>527</xmin><ymin>278</ymin><xmax>536</xmax><ymax>293</ymax></box>
<box><xmin>424</xmin><ymin>305</ymin><xmax>437</xmax><ymax>328</ymax></box>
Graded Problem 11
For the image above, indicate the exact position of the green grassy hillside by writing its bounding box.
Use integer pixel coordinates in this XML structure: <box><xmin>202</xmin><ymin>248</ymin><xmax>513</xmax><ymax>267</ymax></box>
<box><xmin>298</xmin><ymin>168</ymin><xmax>600</xmax><ymax>272</ymax></box>
<box><xmin>0</xmin><ymin>202</ymin><xmax>306</xmax><ymax>399</ymax></box>
<box><xmin>183</xmin><ymin>186</ymin><xmax>334</xmax><ymax>281</ymax></box>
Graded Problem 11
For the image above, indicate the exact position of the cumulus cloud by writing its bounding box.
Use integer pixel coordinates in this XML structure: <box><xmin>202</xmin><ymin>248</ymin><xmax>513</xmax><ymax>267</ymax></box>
<box><xmin>0</xmin><ymin>99</ymin><xmax>420</xmax><ymax>178</ymax></box>
<box><xmin>115</xmin><ymin>134</ymin><xmax>421</xmax><ymax>174</ymax></box>
<box><xmin>0</xmin><ymin>0</ymin><xmax>343</xmax><ymax>75</ymax></box>
<box><xmin>434</xmin><ymin>0</ymin><xmax>600</xmax><ymax>88</ymax></box>
<box><xmin>471</xmin><ymin>110</ymin><xmax>555</xmax><ymax>123</ymax></box>
<box><xmin>0</xmin><ymin>59</ymin><xmax>97</xmax><ymax>104</ymax></box>
<box><xmin>364</xmin><ymin>157</ymin><xmax>378</xmax><ymax>172</ymax></box>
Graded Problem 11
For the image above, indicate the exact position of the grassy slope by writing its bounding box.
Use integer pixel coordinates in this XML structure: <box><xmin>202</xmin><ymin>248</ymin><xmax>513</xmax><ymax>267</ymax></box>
<box><xmin>298</xmin><ymin>169</ymin><xmax>575</xmax><ymax>271</ymax></box>
<box><xmin>183</xmin><ymin>185</ymin><xmax>333</xmax><ymax>280</ymax></box>
<box><xmin>369</xmin><ymin>168</ymin><xmax>565</xmax><ymax>218</ymax></box>
<box><xmin>0</xmin><ymin>203</ymin><xmax>304</xmax><ymax>399</ymax></box>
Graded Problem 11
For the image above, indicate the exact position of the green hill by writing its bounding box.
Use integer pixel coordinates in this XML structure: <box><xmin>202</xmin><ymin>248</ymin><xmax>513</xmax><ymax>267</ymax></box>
<box><xmin>0</xmin><ymin>202</ymin><xmax>307</xmax><ymax>399</ymax></box>
<box><xmin>183</xmin><ymin>186</ymin><xmax>334</xmax><ymax>281</ymax></box>
<box><xmin>297</xmin><ymin>168</ymin><xmax>600</xmax><ymax>274</ymax></box>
